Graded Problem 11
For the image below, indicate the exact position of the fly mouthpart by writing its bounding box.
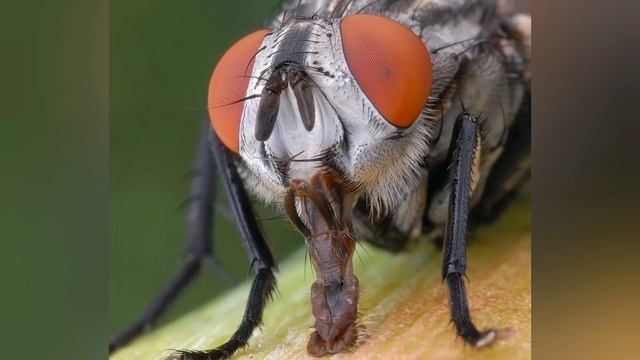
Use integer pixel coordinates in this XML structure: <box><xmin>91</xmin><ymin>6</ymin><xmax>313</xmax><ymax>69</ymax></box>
<box><xmin>290</xmin><ymin>179</ymin><xmax>339</xmax><ymax>231</ymax></box>
<box><xmin>291</xmin><ymin>172</ymin><xmax>359</xmax><ymax>357</ymax></box>
<box><xmin>285</xmin><ymin>171</ymin><xmax>350</xmax><ymax>234</ymax></box>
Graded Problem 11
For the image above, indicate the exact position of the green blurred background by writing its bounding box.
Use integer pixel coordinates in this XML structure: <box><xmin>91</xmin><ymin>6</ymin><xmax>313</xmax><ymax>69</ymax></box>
<box><xmin>5</xmin><ymin>1</ymin><xmax>640</xmax><ymax>358</ymax></box>
<box><xmin>109</xmin><ymin>0</ymin><xmax>303</xmax><ymax>337</ymax></box>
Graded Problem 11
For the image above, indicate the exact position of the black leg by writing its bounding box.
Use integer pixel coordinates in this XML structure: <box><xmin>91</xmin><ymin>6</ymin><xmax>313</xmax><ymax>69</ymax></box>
<box><xmin>166</xmin><ymin>121</ymin><xmax>278</xmax><ymax>360</ymax></box>
<box><xmin>442</xmin><ymin>111</ymin><xmax>497</xmax><ymax>347</ymax></box>
<box><xmin>110</xmin><ymin>119</ymin><xmax>219</xmax><ymax>353</ymax></box>
<box><xmin>168</xmin><ymin>269</ymin><xmax>276</xmax><ymax>360</ymax></box>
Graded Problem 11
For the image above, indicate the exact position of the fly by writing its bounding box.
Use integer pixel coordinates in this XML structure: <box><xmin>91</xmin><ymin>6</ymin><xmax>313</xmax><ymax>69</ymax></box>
<box><xmin>110</xmin><ymin>0</ymin><xmax>531</xmax><ymax>358</ymax></box>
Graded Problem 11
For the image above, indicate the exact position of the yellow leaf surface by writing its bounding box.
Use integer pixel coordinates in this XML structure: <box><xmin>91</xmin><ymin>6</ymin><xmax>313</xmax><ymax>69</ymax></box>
<box><xmin>112</xmin><ymin>199</ymin><xmax>530</xmax><ymax>360</ymax></box>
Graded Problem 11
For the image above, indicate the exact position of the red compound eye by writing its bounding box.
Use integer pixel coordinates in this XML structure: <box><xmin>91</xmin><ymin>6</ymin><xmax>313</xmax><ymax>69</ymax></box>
<box><xmin>341</xmin><ymin>14</ymin><xmax>432</xmax><ymax>128</ymax></box>
<box><xmin>208</xmin><ymin>29</ymin><xmax>269</xmax><ymax>153</ymax></box>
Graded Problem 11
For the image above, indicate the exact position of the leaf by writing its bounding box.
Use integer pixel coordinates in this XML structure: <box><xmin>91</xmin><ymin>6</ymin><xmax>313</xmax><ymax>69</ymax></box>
<box><xmin>112</xmin><ymin>199</ymin><xmax>531</xmax><ymax>360</ymax></box>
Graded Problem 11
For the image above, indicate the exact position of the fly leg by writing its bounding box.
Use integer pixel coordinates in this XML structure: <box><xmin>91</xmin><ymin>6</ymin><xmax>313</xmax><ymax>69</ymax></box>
<box><xmin>167</xmin><ymin>120</ymin><xmax>277</xmax><ymax>360</ymax></box>
<box><xmin>110</xmin><ymin>119</ymin><xmax>225</xmax><ymax>352</ymax></box>
<box><xmin>442</xmin><ymin>111</ymin><xmax>498</xmax><ymax>347</ymax></box>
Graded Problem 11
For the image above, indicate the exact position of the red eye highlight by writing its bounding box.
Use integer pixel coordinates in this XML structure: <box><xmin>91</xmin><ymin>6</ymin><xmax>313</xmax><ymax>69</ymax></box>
<box><xmin>208</xmin><ymin>30</ymin><xmax>269</xmax><ymax>153</ymax></box>
<box><xmin>341</xmin><ymin>15</ymin><xmax>432</xmax><ymax>128</ymax></box>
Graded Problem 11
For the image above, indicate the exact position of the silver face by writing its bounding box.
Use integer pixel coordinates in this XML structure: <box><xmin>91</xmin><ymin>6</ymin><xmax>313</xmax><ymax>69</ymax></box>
<box><xmin>239</xmin><ymin>15</ymin><xmax>439</xmax><ymax>216</ymax></box>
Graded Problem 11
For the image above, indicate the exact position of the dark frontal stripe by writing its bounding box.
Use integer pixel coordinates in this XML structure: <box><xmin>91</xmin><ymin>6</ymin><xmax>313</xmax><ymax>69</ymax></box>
<box><xmin>271</xmin><ymin>22</ymin><xmax>314</xmax><ymax>68</ymax></box>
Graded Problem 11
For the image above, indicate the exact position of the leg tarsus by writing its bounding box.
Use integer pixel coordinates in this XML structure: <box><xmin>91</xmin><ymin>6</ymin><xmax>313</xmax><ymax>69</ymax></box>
<box><xmin>446</xmin><ymin>273</ymin><xmax>498</xmax><ymax>347</ymax></box>
<box><xmin>166</xmin><ymin>268</ymin><xmax>277</xmax><ymax>360</ymax></box>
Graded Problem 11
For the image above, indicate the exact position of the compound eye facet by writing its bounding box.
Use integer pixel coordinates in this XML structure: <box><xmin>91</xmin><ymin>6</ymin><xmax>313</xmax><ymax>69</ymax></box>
<box><xmin>340</xmin><ymin>14</ymin><xmax>432</xmax><ymax>128</ymax></box>
<box><xmin>208</xmin><ymin>29</ymin><xmax>269</xmax><ymax>153</ymax></box>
